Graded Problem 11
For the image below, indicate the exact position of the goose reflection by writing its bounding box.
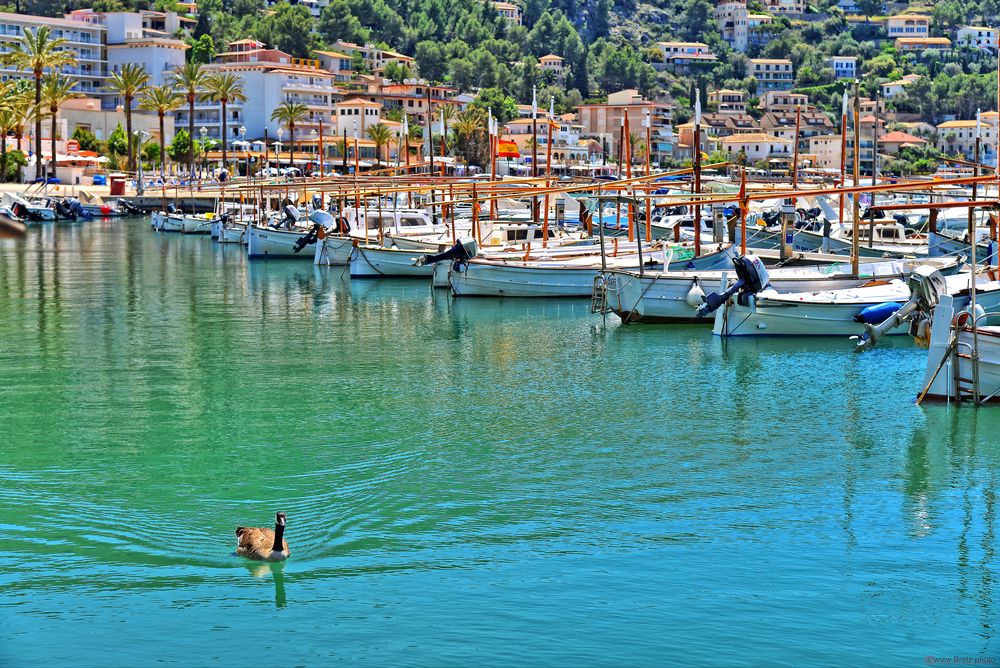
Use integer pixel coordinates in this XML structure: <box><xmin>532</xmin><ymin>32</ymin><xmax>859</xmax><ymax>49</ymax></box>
<box><xmin>243</xmin><ymin>562</ymin><xmax>287</xmax><ymax>609</ymax></box>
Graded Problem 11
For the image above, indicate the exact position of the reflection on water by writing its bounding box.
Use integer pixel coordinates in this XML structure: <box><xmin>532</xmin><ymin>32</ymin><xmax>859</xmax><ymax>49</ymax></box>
<box><xmin>1</xmin><ymin>218</ymin><xmax>999</xmax><ymax>665</ymax></box>
<box><xmin>243</xmin><ymin>562</ymin><xmax>287</xmax><ymax>609</ymax></box>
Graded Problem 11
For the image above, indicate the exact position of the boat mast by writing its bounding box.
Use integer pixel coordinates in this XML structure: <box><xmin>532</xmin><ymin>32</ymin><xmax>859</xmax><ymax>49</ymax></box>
<box><xmin>851</xmin><ymin>80</ymin><xmax>861</xmax><ymax>276</ymax></box>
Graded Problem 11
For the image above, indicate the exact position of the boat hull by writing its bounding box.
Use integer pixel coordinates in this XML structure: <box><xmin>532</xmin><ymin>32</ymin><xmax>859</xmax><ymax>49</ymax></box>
<box><xmin>247</xmin><ymin>225</ymin><xmax>316</xmax><ymax>258</ymax></box>
<box><xmin>313</xmin><ymin>235</ymin><xmax>356</xmax><ymax>265</ymax></box>
<box><xmin>350</xmin><ymin>245</ymin><xmax>433</xmax><ymax>278</ymax></box>
<box><xmin>450</xmin><ymin>262</ymin><xmax>604</xmax><ymax>297</ymax></box>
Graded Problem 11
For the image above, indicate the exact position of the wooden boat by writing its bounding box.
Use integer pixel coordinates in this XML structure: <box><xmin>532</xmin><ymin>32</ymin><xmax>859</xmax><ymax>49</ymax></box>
<box><xmin>714</xmin><ymin>271</ymin><xmax>1000</xmax><ymax>337</ymax></box>
<box><xmin>447</xmin><ymin>244</ymin><xmax>734</xmax><ymax>298</ymax></box>
<box><xmin>604</xmin><ymin>257</ymin><xmax>962</xmax><ymax>324</ymax></box>
<box><xmin>246</xmin><ymin>223</ymin><xmax>317</xmax><ymax>258</ymax></box>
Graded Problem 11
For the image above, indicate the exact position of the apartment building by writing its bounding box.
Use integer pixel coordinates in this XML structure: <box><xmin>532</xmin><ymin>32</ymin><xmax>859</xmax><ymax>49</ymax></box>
<box><xmin>374</xmin><ymin>81</ymin><xmax>458</xmax><ymax>126</ymax></box>
<box><xmin>718</xmin><ymin>132</ymin><xmax>793</xmax><ymax>163</ymax></box>
<box><xmin>885</xmin><ymin>14</ymin><xmax>930</xmax><ymax>38</ymax></box>
<box><xmin>715</xmin><ymin>0</ymin><xmax>748</xmax><ymax>52</ymax></box>
<box><xmin>331</xmin><ymin>40</ymin><xmax>415</xmax><ymax>76</ymax></box>
<box><xmin>577</xmin><ymin>89</ymin><xmax>674</xmax><ymax>164</ymax></box>
<box><xmin>657</xmin><ymin>42</ymin><xmax>718</xmax><ymax>73</ymax></box>
<box><xmin>0</xmin><ymin>12</ymin><xmax>106</xmax><ymax>98</ymax></box>
<box><xmin>708</xmin><ymin>89</ymin><xmax>747</xmax><ymax>114</ymax></box>
<box><xmin>936</xmin><ymin>117</ymin><xmax>998</xmax><ymax>163</ymax></box>
<box><xmin>177</xmin><ymin>39</ymin><xmax>342</xmax><ymax>147</ymax></box>
<box><xmin>765</xmin><ymin>0</ymin><xmax>804</xmax><ymax>13</ymax></box>
<box><xmin>748</xmin><ymin>59</ymin><xmax>794</xmax><ymax>91</ymax></box>
<box><xmin>313</xmin><ymin>49</ymin><xmax>353</xmax><ymax>82</ymax></box>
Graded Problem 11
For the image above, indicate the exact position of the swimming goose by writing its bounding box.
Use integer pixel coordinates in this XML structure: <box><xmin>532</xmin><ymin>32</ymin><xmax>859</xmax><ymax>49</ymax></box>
<box><xmin>235</xmin><ymin>512</ymin><xmax>290</xmax><ymax>561</ymax></box>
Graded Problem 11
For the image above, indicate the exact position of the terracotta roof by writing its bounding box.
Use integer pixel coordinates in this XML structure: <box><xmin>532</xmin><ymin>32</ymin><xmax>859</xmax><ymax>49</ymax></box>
<box><xmin>880</xmin><ymin>131</ymin><xmax>926</xmax><ymax>144</ymax></box>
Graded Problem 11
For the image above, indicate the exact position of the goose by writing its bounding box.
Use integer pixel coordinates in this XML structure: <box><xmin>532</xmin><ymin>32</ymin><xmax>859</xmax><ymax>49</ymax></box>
<box><xmin>235</xmin><ymin>512</ymin><xmax>290</xmax><ymax>561</ymax></box>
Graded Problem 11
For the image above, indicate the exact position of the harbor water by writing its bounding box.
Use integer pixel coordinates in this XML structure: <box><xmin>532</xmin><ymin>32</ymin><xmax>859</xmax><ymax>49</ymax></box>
<box><xmin>1</xmin><ymin>218</ymin><xmax>998</xmax><ymax>666</ymax></box>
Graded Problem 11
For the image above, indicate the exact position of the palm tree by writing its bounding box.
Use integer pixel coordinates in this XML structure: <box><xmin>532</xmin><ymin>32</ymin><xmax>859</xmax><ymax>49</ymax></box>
<box><xmin>269</xmin><ymin>101</ymin><xmax>308</xmax><ymax>170</ymax></box>
<box><xmin>40</xmin><ymin>74</ymin><xmax>80</xmax><ymax>179</ymax></box>
<box><xmin>203</xmin><ymin>71</ymin><xmax>247</xmax><ymax>171</ymax></box>
<box><xmin>450</xmin><ymin>108</ymin><xmax>487</xmax><ymax>167</ymax></box>
<box><xmin>439</xmin><ymin>103</ymin><xmax>456</xmax><ymax>155</ymax></box>
<box><xmin>366</xmin><ymin>123</ymin><xmax>392</xmax><ymax>164</ymax></box>
<box><xmin>107</xmin><ymin>63</ymin><xmax>151</xmax><ymax>172</ymax></box>
<box><xmin>2</xmin><ymin>26</ymin><xmax>76</xmax><ymax>179</ymax></box>
<box><xmin>139</xmin><ymin>84</ymin><xmax>183</xmax><ymax>179</ymax></box>
<box><xmin>171</xmin><ymin>61</ymin><xmax>208</xmax><ymax>179</ymax></box>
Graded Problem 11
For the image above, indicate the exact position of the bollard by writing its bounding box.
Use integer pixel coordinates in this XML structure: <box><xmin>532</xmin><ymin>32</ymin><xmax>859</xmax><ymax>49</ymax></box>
<box><xmin>712</xmin><ymin>202</ymin><xmax>726</xmax><ymax>243</ymax></box>
<box><xmin>780</xmin><ymin>198</ymin><xmax>795</xmax><ymax>261</ymax></box>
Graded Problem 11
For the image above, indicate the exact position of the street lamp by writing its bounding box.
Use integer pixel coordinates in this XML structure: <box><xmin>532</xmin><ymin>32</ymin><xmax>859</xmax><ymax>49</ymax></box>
<box><xmin>134</xmin><ymin>130</ymin><xmax>150</xmax><ymax>195</ymax></box>
<box><xmin>276</xmin><ymin>127</ymin><xmax>284</xmax><ymax>171</ymax></box>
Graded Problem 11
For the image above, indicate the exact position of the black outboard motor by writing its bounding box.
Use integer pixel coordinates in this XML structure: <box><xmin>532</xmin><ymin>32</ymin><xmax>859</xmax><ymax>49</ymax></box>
<box><xmin>413</xmin><ymin>238</ymin><xmax>479</xmax><ymax>269</ymax></box>
<box><xmin>760</xmin><ymin>209</ymin><xmax>781</xmax><ymax>227</ymax></box>
<box><xmin>55</xmin><ymin>198</ymin><xmax>76</xmax><ymax>220</ymax></box>
<box><xmin>293</xmin><ymin>224</ymin><xmax>320</xmax><ymax>253</ymax></box>
<box><xmin>696</xmin><ymin>251</ymin><xmax>770</xmax><ymax>317</ymax></box>
<box><xmin>119</xmin><ymin>199</ymin><xmax>140</xmax><ymax>215</ymax></box>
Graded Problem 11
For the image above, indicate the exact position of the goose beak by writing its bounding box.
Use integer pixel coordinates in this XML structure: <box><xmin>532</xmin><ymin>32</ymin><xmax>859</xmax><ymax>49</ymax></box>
<box><xmin>275</xmin><ymin>512</ymin><xmax>286</xmax><ymax>526</ymax></box>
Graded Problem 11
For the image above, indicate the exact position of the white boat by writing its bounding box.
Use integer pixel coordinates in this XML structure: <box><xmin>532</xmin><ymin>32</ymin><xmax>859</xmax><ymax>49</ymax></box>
<box><xmin>1</xmin><ymin>193</ymin><xmax>55</xmax><ymax>222</ymax></box>
<box><xmin>181</xmin><ymin>214</ymin><xmax>214</xmax><ymax>235</ymax></box>
<box><xmin>444</xmin><ymin>243</ymin><xmax>735</xmax><ymax>298</ymax></box>
<box><xmin>604</xmin><ymin>257</ymin><xmax>961</xmax><ymax>324</ymax></box>
<box><xmin>350</xmin><ymin>244</ymin><xmax>435</xmax><ymax>278</ymax></box>
<box><xmin>714</xmin><ymin>271</ymin><xmax>1000</xmax><ymax>337</ymax></box>
<box><xmin>219</xmin><ymin>220</ymin><xmax>248</xmax><ymax>244</ymax></box>
<box><xmin>914</xmin><ymin>294</ymin><xmax>1000</xmax><ymax>403</ymax></box>
<box><xmin>313</xmin><ymin>233</ymin><xmax>355</xmax><ymax>265</ymax></box>
<box><xmin>151</xmin><ymin>211</ymin><xmax>184</xmax><ymax>233</ymax></box>
<box><xmin>246</xmin><ymin>223</ymin><xmax>317</xmax><ymax>258</ymax></box>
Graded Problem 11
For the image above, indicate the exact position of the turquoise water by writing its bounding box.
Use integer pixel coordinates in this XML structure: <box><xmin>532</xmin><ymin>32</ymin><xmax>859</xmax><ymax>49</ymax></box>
<box><xmin>1</xmin><ymin>219</ymin><xmax>998</xmax><ymax>666</ymax></box>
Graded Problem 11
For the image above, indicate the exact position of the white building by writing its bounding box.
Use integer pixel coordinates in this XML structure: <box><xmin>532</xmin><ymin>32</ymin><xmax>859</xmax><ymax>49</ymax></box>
<box><xmin>175</xmin><ymin>40</ymin><xmax>344</xmax><ymax>149</ymax></box>
<box><xmin>828</xmin><ymin>56</ymin><xmax>857</xmax><ymax>80</ymax></box>
<box><xmin>0</xmin><ymin>12</ymin><xmax>106</xmax><ymax>98</ymax></box>
<box><xmin>957</xmin><ymin>26</ymin><xmax>998</xmax><ymax>51</ymax></box>
<box><xmin>715</xmin><ymin>0</ymin><xmax>748</xmax><ymax>53</ymax></box>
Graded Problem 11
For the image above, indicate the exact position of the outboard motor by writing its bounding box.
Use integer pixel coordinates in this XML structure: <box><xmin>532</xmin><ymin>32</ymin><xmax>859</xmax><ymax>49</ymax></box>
<box><xmin>310</xmin><ymin>195</ymin><xmax>323</xmax><ymax>212</ymax></box>
<box><xmin>55</xmin><ymin>198</ymin><xmax>76</xmax><ymax>220</ymax></box>
<box><xmin>308</xmin><ymin>209</ymin><xmax>334</xmax><ymax>227</ymax></box>
<box><xmin>275</xmin><ymin>204</ymin><xmax>300</xmax><ymax>229</ymax></box>
<box><xmin>853</xmin><ymin>265</ymin><xmax>949</xmax><ymax>352</ymax></box>
<box><xmin>760</xmin><ymin>209</ymin><xmax>781</xmax><ymax>227</ymax></box>
<box><xmin>696</xmin><ymin>250</ymin><xmax>770</xmax><ymax>317</ymax></box>
<box><xmin>166</xmin><ymin>202</ymin><xmax>178</xmax><ymax>215</ymax></box>
<box><xmin>413</xmin><ymin>238</ymin><xmax>479</xmax><ymax>269</ymax></box>
<box><xmin>118</xmin><ymin>199</ymin><xmax>140</xmax><ymax>215</ymax></box>
<box><xmin>292</xmin><ymin>224</ymin><xmax>320</xmax><ymax>253</ymax></box>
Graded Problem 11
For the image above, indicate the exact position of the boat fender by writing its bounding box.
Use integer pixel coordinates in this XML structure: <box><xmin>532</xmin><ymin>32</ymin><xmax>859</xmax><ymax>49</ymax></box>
<box><xmin>101</xmin><ymin>204</ymin><xmax>111</xmax><ymax>216</ymax></box>
<box><xmin>685</xmin><ymin>279</ymin><xmax>705</xmax><ymax>308</ymax></box>
<box><xmin>854</xmin><ymin>301</ymin><xmax>902</xmax><ymax>325</ymax></box>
